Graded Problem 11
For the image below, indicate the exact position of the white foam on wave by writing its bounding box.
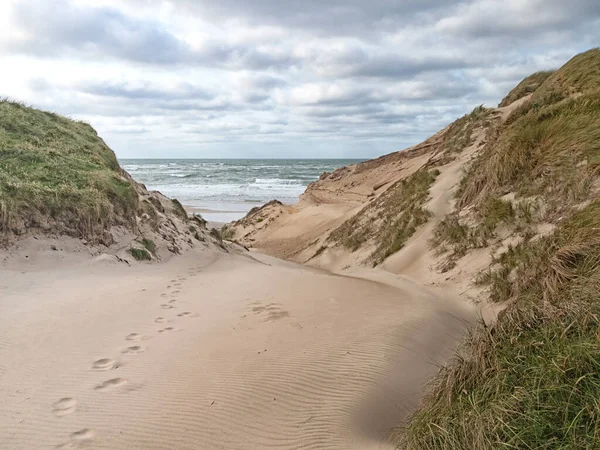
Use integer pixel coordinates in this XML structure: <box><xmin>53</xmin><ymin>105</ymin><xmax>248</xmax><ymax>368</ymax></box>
<box><xmin>121</xmin><ymin>159</ymin><xmax>362</xmax><ymax>217</ymax></box>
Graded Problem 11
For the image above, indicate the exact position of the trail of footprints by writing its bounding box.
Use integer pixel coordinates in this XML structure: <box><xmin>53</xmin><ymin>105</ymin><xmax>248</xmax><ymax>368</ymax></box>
<box><xmin>53</xmin><ymin>273</ymin><xmax>200</xmax><ymax>448</ymax></box>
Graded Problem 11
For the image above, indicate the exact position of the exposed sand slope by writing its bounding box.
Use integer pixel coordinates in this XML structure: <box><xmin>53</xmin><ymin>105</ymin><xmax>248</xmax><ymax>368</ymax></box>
<box><xmin>0</xmin><ymin>247</ymin><xmax>474</xmax><ymax>449</ymax></box>
<box><xmin>228</xmin><ymin>99</ymin><xmax>531</xmax><ymax>303</ymax></box>
<box><xmin>227</xmin><ymin>132</ymin><xmax>444</xmax><ymax>262</ymax></box>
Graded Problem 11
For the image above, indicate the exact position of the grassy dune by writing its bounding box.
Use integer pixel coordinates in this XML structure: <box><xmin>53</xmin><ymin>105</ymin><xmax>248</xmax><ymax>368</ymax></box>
<box><xmin>498</xmin><ymin>70</ymin><xmax>554</xmax><ymax>107</ymax></box>
<box><xmin>400</xmin><ymin>48</ymin><xmax>600</xmax><ymax>449</ymax></box>
<box><xmin>0</xmin><ymin>100</ymin><xmax>138</xmax><ymax>243</ymax></box>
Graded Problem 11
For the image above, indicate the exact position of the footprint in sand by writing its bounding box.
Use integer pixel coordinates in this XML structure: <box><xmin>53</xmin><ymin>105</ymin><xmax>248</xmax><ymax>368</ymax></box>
<box><xmin>122</xmin><ymin>345</ymin><xmax>144</xmax><ymax>354</ymax></box>
<box><xmin>168</xmin><ymin>299</ymin><xmax>178</xmax><ymax>304</ymax></box>
<box><xmin>158</xmin><ymin>326</ymin><xmax>174</xmax><ymax>333</ymax></box>
<box><xmin>95</xmin><ymin>378</ymin><xmax>127</xmax><ymax>391</ymax></box>
<box><xmin>161</xmin><ymin>304</ymin><xmax>175</xmax><ymax>309</ymax></box>
<box><xmin>92</xmin><ymin>358</ymin><xmax>119</xmax><ymax>371</ymax></box>
<box><xmin>56</xmin><ymin>429</ymin><xmax>95</xmax><ymax>448</ymax></box>
<box><xmin>251</xmin><ymin>303</ymin><xmax>290</xmax><ymax>322</ymax></box>
<box><xmin>52</xmin><ymin>397</ymin><xmax>77</xmax><ymax>416</ymax></box>
<box><xmin>155</xmin><ymin>317</ymin><xmax>167</xmax><ymax>323</ymax></box>
<box><xmin>71</xmin><ymin>429</ymin><xmax>95</xmax><ymax>441</ymax></box>
<box><xmin>126</xmin><ymin>333</ymin><xmax>141</xmax><ymax>341</ymax></box>
<box><xmin>160</xmin><ymin>293</ymin><xmax>168</xmax><ymax>298</ymax></box>
<box><xmin>171</xmin><ymin>290</ymin><xmax>181</xmax><ymax>294</ymax></box>
<box><xmin>177</xmin><ymin>312</ymin><xmax>192</xmax><ymax>317</ymax></box>
<box><xmin>56</xmin><ymin>443</ymin><xmax>78</xmax><ymax>449</ymax></box>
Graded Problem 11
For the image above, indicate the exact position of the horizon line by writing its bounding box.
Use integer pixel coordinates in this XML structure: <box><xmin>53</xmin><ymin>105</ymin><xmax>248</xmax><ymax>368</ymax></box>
<box><xmin>117</xmin><ymin>157</ymin><xmax>369</xmax><ymax>160</ymax></box>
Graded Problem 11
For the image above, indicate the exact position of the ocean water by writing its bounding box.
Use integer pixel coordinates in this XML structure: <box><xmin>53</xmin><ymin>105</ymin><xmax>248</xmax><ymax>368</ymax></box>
<box><xmin>120</xmin><ymin>159</ymin><xmax>363</xmax><ymax>223</ymax></box>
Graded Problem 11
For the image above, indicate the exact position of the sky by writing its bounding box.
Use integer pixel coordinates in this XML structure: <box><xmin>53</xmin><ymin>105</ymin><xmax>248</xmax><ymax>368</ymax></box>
<box><xmin>1</xmin><ymin>1</ymin><xmax>599</xmax><ymax>159</ymax></box>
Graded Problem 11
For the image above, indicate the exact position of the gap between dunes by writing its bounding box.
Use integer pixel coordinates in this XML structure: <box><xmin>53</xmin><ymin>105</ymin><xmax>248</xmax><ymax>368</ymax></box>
<box><xmin>0</xmin><ymin>245</ymin><xmax>476</xmax><ymax>449</ymax></box>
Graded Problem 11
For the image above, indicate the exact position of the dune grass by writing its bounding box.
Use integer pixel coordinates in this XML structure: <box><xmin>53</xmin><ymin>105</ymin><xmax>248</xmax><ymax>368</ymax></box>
<box><xmin>129</xmin><ymin>247</ymin><xmax>152</xmax><ymax>261</ymax></box>
<box><xmin>328</xmin><ymin>168</ymin><xmax>438</xmax><ymax>264</ymax></box>
<box><xmin>442</xmin><ymin>105</ymin><xmax>494</xmax><ymax>156</ymax></box>
<box><xmin>399</xmin><ymin>200</ymin><xmax>600</xmax><ymax>449</ymax></box>
<box><xmin>369</xmin><ymin>169</ymin><xmax>438</xmax><ymax>265</ymax></box>
<box><xmin>430</xmin><ymin>196</ymin><xmax>515</xmax><ymax>269</ymax></box>
<box><xmin>498</xmin><ymin>70</ymin><xmax>554</xmax><ymax>107</ymax></box>
<box><xmin>400</xmin><ymin>49</ymin><xmax>600</xmax><ymax>449</ymax></box>
<box><xmin>458</xmin><ymin>49</ymin><xmax>600</xmax><ymax>218</ymax></box>
<box><xmin>0</xmin><ymin>100</ymin><xmax>138</xmax><ymax>242</ymax></box>
<box><xmin>141</xmin><ymin>237</ymin><xmax>157</xmax><ymax>255</ymax></box>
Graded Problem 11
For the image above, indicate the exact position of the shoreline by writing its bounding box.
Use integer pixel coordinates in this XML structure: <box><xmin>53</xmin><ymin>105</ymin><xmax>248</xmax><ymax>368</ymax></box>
<box><xmin>184</xmin><ymin>204</ymin><xmax>251</xmax><ymax>225</ymax></box>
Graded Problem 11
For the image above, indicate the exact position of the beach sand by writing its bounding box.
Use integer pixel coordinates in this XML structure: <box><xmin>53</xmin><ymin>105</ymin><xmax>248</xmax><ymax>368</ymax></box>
<box><xmin>0</xmin><ymin>245</ymin><xmax>475</xmax><ymax>449</ymax></box>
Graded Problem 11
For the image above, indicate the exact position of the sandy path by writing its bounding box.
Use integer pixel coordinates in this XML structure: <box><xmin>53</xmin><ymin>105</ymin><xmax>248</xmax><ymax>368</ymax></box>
<box><xmin>0</xmin><ymin>249</ymin><xmax>474</xmax><ymax>449</ymax></box>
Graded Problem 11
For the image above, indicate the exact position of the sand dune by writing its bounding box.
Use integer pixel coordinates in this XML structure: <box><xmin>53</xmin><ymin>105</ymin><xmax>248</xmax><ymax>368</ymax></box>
<box><xmin>0</xmin><ymin>247</ymin><xmax>475</xmax><ymax>449</ymax></box>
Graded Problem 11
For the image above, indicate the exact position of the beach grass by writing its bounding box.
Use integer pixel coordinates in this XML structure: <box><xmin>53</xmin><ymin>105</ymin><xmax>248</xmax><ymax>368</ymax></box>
<box><xmin>141</xmin><ymin>237</ymin><xmax>157</xmax><ymax>255</ymax></box>
<box><xmin>129</xmin><ymin>247</ymin><xmax>152</xmax><ymax>261</ymax></box>
<box><xmin>399</xmin><ymin>200</ymin><xmax>600</xmax><ymax>449</ymax></box>
<box><xmin>457</xmin><ymin>49</ymin><xmax>600</xmax><ymax>217</ymax></box>
<box><xmin>0</xmin><ymin>99</ymin><xmax>138</xmax><ymax>242</ymax></box>
<box><xmin>328</xmin><ymin>168</ymin><xmax>438</xmax><ymax>264</ymax></box>
<box><xmin>399</xmin><ymin>48</ymin><xmax>600</xmax><ymax>449</ymax></box>
<box><xmin>498</xmin><ymin>70</ymin><xmax>554</xmax><ymax>107</ymax></box>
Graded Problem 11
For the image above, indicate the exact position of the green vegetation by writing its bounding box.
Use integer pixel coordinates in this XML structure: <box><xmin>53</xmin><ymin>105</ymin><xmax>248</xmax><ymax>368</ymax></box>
<box><xmin>430</xmin><ymin>196</ymin><xmax>515</xmax><ymax>269</ymax></box>
<box><xmin>400</xmin><ymin>201</ymin><xmax>600</xmax><ymax>449</ymax></box>
<box><xmin>458</xmin><ymin>49</ymin><xmax>600</xmax><ymax>218</ymax></box>
<box><xmin>141</xmin><ymin>237</ymin><xmax>156</xmax><ymax>255</ymax></box>
<box><xmin>328</xmin><ymin>169</ymin><xmax>438</xmax><ymax>265</ymax></box>
<box><xmin>0</xmin><ymin>100</ymin><xmax>138</xmax><ymax>242</ymax></box>
<box><xmin>498</xmin><ymin>70</ymin><xmax>555</xmax><ymax>107</ymax></box>
<box><xmin>256</xmin><ymin>217</ymin><xmax>264</xmax><ymax>223</ymax></box>
<box><xmin>129</xmin><ymin>247</ymin><xmax>151</xmax><ymax>261</ymax></box>
<box><xmin>435</xmin><ymin>49</ymin><xmax>600</xmax><ymax>269</ymax></box>
<box><xmin>192</xmin><ymin>212</ymin><xmax>206</xmax><ymax>227</ymax></box>
<box><xmin>209</xmin><ymin>228</ymin><xmax>222</xmax><ymax>242</ymax></box>
<box><xmin>479</xmin><ymin>196</ymin><xmax>514</xmax><ymax>232</ymax></box>
<box><xmin>220</xmin><ymin>225</ymin><xmax>234</xmax><ymax>241</ymax></box>
<box><xmin>442</xmin><ymin>105</ymin><xmax>494</xmax><ymax>157</ymax></box>
<box><xmin>400</xmin><ymin>49</ymin><xmax>600</xmax><ymax>449</ymax></box>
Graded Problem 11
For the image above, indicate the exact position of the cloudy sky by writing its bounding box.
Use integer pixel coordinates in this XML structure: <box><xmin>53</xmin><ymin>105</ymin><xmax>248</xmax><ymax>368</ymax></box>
<box><xmin>1</xmin><ymin>1</ymin><xmax>599</xmax><ymax>159</ymax></box>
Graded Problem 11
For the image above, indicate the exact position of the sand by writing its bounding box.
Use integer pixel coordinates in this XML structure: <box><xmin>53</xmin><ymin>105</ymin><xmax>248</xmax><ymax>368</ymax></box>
<box><xmin>0</xmin><ymin>244</ymin><xmax>475</xmax><ymax>449</ymax></box>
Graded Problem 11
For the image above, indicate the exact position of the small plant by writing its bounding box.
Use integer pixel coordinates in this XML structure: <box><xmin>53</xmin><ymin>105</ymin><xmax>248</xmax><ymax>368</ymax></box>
<box><xmin>220</xmin><ymin>225</ymin><xmax>234</xmax><ymax>240</ymax></box>
<box><xmin>256</xmin><ymin>218</ymin><xmax>264</xmax><ymax>223</ymax></box>
<box><xmin>129</xmin><ymin>247</ymin><xmax>151</xmax><ymax>261</ymax></box>
<box><xmin>479</xmin><ymin>196</ymin><xmax>514</xmax><ymax>232</ymax></box>
<box><xmin>209</xmin><ymin>228</ymin><xmax>222</xmax><ymax>242</ymax></box>
<box><xmin>192</xmin><ymin>213</ymin><xmax>207</xmax><ymax>227</ymax></box>
<box><xmin>328</xmin><ymin>168</ymin><xmax>439</xmax><ymax>264</ymax></box>
<box><xmin>141</xmin><ymin>237</ymin><xmax>156</xmax><ymax>255</ymax></box>
<box><xmin>515</xmin><ymin>200</ymin><xmax>538</xmax><ymax>223</ymax></box>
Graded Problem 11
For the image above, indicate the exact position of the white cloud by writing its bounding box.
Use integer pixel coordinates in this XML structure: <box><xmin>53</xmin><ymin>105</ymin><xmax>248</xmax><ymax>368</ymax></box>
<box><xmin>0</xmin><ymin>0</ymin><xmax>599</xmax><ymax>158</ymax></box>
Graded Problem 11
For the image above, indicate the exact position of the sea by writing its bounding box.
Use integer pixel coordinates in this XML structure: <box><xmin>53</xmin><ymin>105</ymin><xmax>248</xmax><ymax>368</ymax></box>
<box><xmin>120</xmin><ymin>159</ymin><xmax>363</xmax><ymax>223</ymax></box>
